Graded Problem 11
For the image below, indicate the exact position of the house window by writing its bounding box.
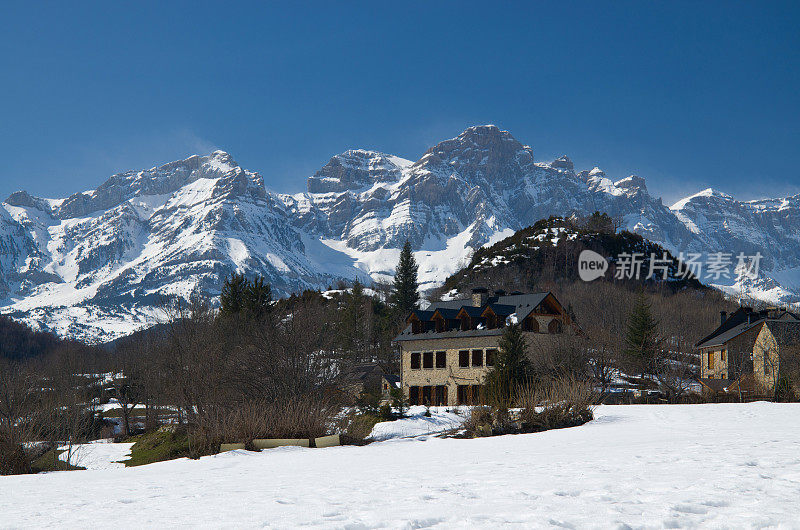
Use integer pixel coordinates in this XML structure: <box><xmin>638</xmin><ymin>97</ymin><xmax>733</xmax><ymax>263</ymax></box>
<box><xmin>409</xmin><ymin>386</ymin><xmax>420</xmax><ymax>405</ymax></box>
<box><xmin>435</xmin><ymin>351</ymin><xmax>446</xmax><ymax>369</ymax></box>
<box><xmin>722</xmin><ymin>372</ymin><xmax>727</xmax><ymax>379</ymax></box>
<box><xmin>423</xmin><ymin>351</ymin><xmax>434</xmax><ymax>369</ymax></box>
<box><xmin>707</xmin><ymin>352</ymin><xmax>714</xmax><ymax>370</ymax></box>
<box><xmin>486</xmin><ymin>349</ymin><xmax>497</xmax><ymax>367</ymax></box>
<box><xmin>422</xmin><ymin>385</ymin><xmax>432</xmax><ymax>405</ymax></box>
<box><xmin>548</xmin><ymin>320</ymin><xmax>563</xmax><ymax>334</ymax></box>
<box><xmin>411</xmin><ymin>352</ymin><xmax>421</xmax><ymax>370</ymax></box>
<box><xmin>434</xmin><ymin>385</ymin><xmax>448</xmax><ymax>406</ymax></box>
<box><xmin>457</xmin><ymin>385</ymin><xmax>469</xmax><ymax>405</ymax></box>
<box><xmin>472</xmin><ymin>385</ymin><xmax>482</xmax><ymax>402</ymax></box>
<box><xmin>459</xmin><ymin>350</ymin><xmax>469</xmax><ymax>367</ymax></box>
<box><xmin>721</xmin><ymin>350</ymin><xmax>726</xmax><ymax>362</ymax></box>
<box><xmin>472</xmin><ymin>349</ymin><xmax>483</xmax><ymax>367</ymax></box>
<box><xmin>457</xmin><ymin>384</ymin><xmax>481</xmax><ymax>405</ymax></box>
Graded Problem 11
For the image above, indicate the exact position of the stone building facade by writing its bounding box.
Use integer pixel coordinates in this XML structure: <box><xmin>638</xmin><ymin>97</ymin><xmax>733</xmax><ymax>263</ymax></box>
<box><xmin>696</xmin><ymin>307</ymin><xmax>800</xmax><ymax>395</ymax></box>
<box><xmin>394</xmin><ymin>290</ymin><xmax>579</xmax><ymax>406</ymax></box>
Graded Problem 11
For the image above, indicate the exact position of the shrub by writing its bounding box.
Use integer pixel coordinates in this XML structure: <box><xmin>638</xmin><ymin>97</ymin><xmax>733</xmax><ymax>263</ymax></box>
<box><xmin>389</xmin><ymin>387</ymin><xmax>408</xmax><ymax>417</ymax></box>
<box><xmin>190</xmin><ymin>395</ymin><xmax>339</xmax><ymax>456</ymax></box>
<box><xmin>356</xmin><ymin>392</ymin><xmax>381</xmax><ymax>416</ymax></box>
<box><xmin>0</xmin><ymin>438</ymin><xmax>30</xmax><ymax>475</ymax></box>
<box><xmin>464</xmin><ymin>406</ymin><xmax>494</xmax><ymax>437</ymax></box>
<box><xmin>463</xmin><ymin>406</ymin><xmax>516</xmax><ymax>436</ymax></box>
<box><xmin>378</xmin><ymin>403</ymin><xmax>394</xmax><ymax>421</ymax></box>
<box><xmin>342</xmin><ymin>413</ymin><xmax>380</xmax><ymax>444</ymax></box>
<box><xmin>517</xmin><ymin>377</ymin><xmax>596</xmax><ymax>431</ymax></box>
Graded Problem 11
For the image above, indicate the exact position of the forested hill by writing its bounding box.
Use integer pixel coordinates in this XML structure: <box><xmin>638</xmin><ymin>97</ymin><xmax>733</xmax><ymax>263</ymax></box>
<box><xmin>436</xmin><ymin>215</ymin><xmax>706</xmax><ymax>298</ymax></box>
<box><xmin>433</xmin><ymin>215</ymin><xmax>735</xmax><ymax>379</ymax></box>
<box><xmin>0</xmin><ymin>315</ymin><xmax>64</xmax><ymax>361</ymax></box>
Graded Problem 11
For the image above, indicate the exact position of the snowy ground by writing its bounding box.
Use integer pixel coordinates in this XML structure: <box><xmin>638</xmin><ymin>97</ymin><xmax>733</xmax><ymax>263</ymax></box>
<box><xmin>57</xmin><ymin>439</ymin><xmax>135</xmax><ymax>470</ymax></box>
<box><xmin>4</xmin><ymin>403</ymin><xmax>800</xmax><ymax>528</ymax></box>
<box><xmin>369</xmin><ymin>406</ymin><xmax>466</xmax><ymax>441</ymax></box>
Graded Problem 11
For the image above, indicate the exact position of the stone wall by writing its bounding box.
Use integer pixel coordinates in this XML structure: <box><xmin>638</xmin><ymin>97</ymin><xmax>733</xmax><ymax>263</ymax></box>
<box><xmin>752</xmin><ymin>326</ymin><xmax>780</xmax><ymax>393</ymax></box>
<box><xmin>399</xmin><ymin>316</ymin><xmax>571</xmax><ymax>406</ymax></box>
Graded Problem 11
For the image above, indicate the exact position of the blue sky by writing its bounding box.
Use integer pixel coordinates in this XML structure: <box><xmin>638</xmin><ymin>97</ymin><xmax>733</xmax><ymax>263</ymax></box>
<box><xmin>1</xmin><ymin>1</ymin><xmax>798</xmax><ymax>205</ymax></box>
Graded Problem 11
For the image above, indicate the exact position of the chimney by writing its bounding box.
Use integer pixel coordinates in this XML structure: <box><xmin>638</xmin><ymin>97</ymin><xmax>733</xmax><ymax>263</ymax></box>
<box><xmin>471</xmin><ymin>287</ymin><xmax>489</xmax><ymax>307</ymax></box>
<box><xmin>720</xmin><ymin>311</ymin><xmax>728</xmax><ymax>326</ymax></box>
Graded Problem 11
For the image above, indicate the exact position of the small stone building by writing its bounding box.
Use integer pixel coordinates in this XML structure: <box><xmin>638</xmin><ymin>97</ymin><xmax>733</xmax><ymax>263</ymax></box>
<box><xmin>695</xmin><ymin>307</ymin><xmax>800</xmax><ymax>396</ymax></box>
<box><xmin>338</xmin><ymin>363</ymin><xmax>399</xmax><ymax>400</ymax></box>
<box><xmin>393</xmin><ymin>289</ymin><xmax>580</xmax><ymax>406</ymax></box>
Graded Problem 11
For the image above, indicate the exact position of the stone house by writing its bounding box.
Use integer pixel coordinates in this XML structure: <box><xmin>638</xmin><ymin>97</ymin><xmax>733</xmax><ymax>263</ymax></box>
<box><xmin>338</xmin><ymin>363</ymin><xmax>400</xmax><ymax>401</ymax></box>
<box><xmin>695</xmin><ymin>307</ymin><xmax>800</xmax><ymax>396</ymax></box>
<box><xmin>393</xmin><ymin>289</ymin><xmax>580</xmax><ymax>406</ymax></box>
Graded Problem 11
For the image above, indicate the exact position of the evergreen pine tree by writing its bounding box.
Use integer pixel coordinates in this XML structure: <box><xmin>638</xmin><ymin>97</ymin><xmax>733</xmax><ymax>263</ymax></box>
<box><xmin>624</xmin><ymin>291</ymin><xmax>661</xmax><ymax>377</ymax></box>
<box><xmin>220</xmin><ymin>273</ymin><xmax>248</xmax><ymax>315</ymax></box>
<box><xmin>391</xmin><ymin>240</ymin><xmax>419</xmax><ymax>314</ymax></box>
<box><xmin>485</xmin><ymin>323</ymin><xmax>532</xmax><ymax>405</ymax></box>
<box><xmin>244</xmin><ymin>276</ymin><xmax>272</xmax><ymax>319</ymax></box>
<box><xmin>338</xmin><ymin>280</ymin><xmax>368</xmax><ymax>361</ymax></box>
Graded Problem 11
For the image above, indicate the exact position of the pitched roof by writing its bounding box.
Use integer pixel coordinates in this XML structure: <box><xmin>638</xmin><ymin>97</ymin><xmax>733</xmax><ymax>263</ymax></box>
<box><xmin>764</xmin><ymin>320</ymin><xmax>800</xmax><ymax>346</ymax></box>
<box><xmin>483</xmin><ymin>303</ymin><xmax>516</xmax><ymax>317</ymax></box>
<box><xmin>428</xmin><ymin>292</ymin><xmax>551</xmax><ymax>319</ymax></box>
<box><xmin>382</xmin><ymin>374</ymin><xmax>401</xmax><ymax>388</ymax></box>
<box><xmin>458</xmin><ymin>306</ymin><xmax>485</xmax><ymax>318</ymax></box>
<box><xmin>431</xmin><ymin>307</ymin><xmax>460</xmax><ymax>319</ymax></box>
<box><xmin>396</xmin><ymin>291</ymin><xmax>567</xmax><ymax>341</ymax></box>
<box><xmin>408</xmin><ymin>309</ymin><xmax>434</xmax><ymax>321</ymax></box>
<box><xmin>695</xmin><ymin>308</ymin><xmax>800</xmax><ymax>349</ymax></box>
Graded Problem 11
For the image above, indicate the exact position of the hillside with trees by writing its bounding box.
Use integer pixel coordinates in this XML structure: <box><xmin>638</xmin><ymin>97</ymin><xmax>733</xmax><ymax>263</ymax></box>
<box><xmin>434</xmin><ymin>213</ymin><xmax>739</xmax><ymax>400</ymax></box>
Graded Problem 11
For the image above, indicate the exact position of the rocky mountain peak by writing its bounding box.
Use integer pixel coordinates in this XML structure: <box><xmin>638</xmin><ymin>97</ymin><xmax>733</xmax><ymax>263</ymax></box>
<box><xmin>614</xmin><ymin>175</ymin><xmax>648</xmax><ymax>193</ymax></box>
<box><xmin>306</xmin><ymin>149</ymin><xmax>407</xmax><ymax>194</ymax></box>
<box><xmin>576</xmin><ymin>167</ymin><xmax>605</xmax><ymax>184</ymax></box>
<box><xmin>415</xmin><ymin>125</ymin><xmax>534</xmax><ymax>189</ymax></box>
<box><xmin>5</xmin><ymin>190</ymin><xmax>44</xmax><ymax>210</ymax></box>
<box><xmin>550</xmin><ymin>155</ymin><xmax>574</xmax><ymax>171</ymax></box>
<box><xmin>670</xmin><ymin>188</ymin><xmax>733</xmax><ymax>211</ymax></box>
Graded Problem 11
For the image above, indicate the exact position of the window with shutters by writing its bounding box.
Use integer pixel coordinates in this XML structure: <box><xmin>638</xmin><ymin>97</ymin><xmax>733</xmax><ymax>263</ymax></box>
<box><xmin>423</xmin><ymin>351</ymin><xmax>434</xmax><ymax>369</ymax></box>
<box><xmin>411</xmin><ymin>352</ymin><xmax>421</xmax><ymax>370</ymax></box>
<box><xmin>435</xmin><ymin>351</ymin><xmax>446</xmax><ymax>369</ymax></box>
<box><xmin>472</xmin><ymin>349</ymin><xmax>483</xmax><ymax>367</ymax></box>
<box><xmin>409</xmin><ymin>386</ymin><xmax>420</xmax><ymax>405</ymax></box>
<box><xmin>459</xmin><ymin>350</ymin><xmax>469</xmax><ymax>367</ymax></box>
<box><xmin>486</xmin><ymin>349</ymin><xmax>497</xmax><ymax>367</ymax></box>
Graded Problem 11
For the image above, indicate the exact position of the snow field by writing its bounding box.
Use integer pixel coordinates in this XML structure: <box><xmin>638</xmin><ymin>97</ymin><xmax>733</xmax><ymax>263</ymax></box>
<box><xmin>2</xmin><ymin>403</ymin><xmax>800</xmax><ymax>528</ymax></box>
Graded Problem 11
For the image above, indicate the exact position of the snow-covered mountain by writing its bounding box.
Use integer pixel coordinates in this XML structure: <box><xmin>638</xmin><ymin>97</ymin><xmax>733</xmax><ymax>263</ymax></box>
<box><xmin>2</xmin><ymin>125</ymin><xmax>798</xmax><ymax>341</ymax></box>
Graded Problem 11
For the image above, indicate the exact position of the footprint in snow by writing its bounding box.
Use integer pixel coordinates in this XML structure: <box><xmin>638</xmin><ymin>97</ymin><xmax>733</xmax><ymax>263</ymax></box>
<box><xmin>672</xmin><ymin>504</ymin><xmax>708</xmax><ymax>515</ymax></box>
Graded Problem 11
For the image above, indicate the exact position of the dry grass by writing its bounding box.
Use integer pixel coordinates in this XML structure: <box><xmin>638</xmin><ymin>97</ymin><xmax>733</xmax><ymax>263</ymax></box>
<box><xmin>191</xmin><ymin>396</ymin><xmax>339</xmax><ymax>455</ymax></box>
<box><xmin>517</xmin><ymin>377</ymin><xmax>596</xmax><ymax>431</ymax></box>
